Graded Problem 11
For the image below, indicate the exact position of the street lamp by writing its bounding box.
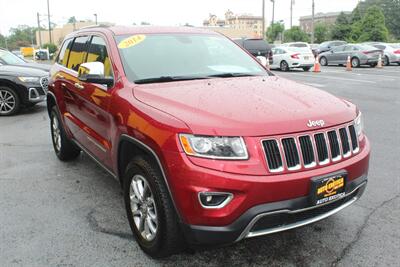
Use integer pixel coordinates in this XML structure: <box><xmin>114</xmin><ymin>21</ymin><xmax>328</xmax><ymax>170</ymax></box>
<box><xmin>94</xmin><ymin>14</ymin><xmax>98</xmax><ymax>25</ymax></box>
<box><xmin>271</xmin><ymin>0</ymin><xmax>275</xmax><ymax>26</ymax></box>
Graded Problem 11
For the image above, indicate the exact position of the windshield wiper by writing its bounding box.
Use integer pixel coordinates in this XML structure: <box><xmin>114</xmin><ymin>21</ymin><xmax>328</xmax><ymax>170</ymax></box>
<box><xmin>134</xmin><ymin>75</ymin><xmax>209</xmax><ymax>84</ymax></box>
<box><xmin>207</xmin><ymin>72</ymin><xmax>261</xmax><ymax>78</ymax></box>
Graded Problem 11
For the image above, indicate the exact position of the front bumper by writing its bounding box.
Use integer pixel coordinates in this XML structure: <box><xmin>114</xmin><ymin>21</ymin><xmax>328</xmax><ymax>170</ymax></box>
<box><xmin>28</xmin><ymin>87</ymin><xmax>46</xmax><ymax>103</ymax></box>
<box><xmin>181</xmin><ymin>175</ymin><xmax>367</xmax><ymax>245</ymax></box>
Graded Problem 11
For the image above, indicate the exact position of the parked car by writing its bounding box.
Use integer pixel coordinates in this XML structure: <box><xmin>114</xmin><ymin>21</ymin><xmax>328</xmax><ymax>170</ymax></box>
<box><xmin>281</xmin><ymin>42</ymin><xmax>313</xmax><ymax>53</ymax></box>
<box><xmin>48</xmin><ymin>26</ymin><xmax>370</xmax><ymax>258</ymax></box>
<box><xmin>0</xmin><ymin>48</ymin><xmax>51</xmax><ymax>72</ymax></box>
<box><xmin>233</xmin><ymin>38</ymin><xmax>273</xmax><ymax>64</ymax></box>
<box><xmin>0</xmin><ymin>65</ymin><xmax>48</xmax><ymax>115</ymax></box>
<box><xmin>319</xmin><ymin>44</ymin><xmax>382</xmax><ymax>67</ymax></box>
<box><xmin>363</xmin><ymin>42</ymin><xmax>400</xmax><ymax>66</ymax></box>
<box><xmin>271</xmin><ymin>46</ymin><xmax>315</xmax><ymax>71</ymax></box>
<box><xmin>317</xmin><ymin>41</ymin><xmax>347</xmax><ymax>54</ymax></box>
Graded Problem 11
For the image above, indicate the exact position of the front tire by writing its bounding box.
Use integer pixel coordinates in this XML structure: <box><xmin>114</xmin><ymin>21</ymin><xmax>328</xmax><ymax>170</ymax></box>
<box><xmin>320</xmin><ymin>56</ymin><xmax>328</xmax><ymax>66</ymax></box>
<box><xmin>384</xmin><ymin>56</ymin><xmax>390</xmax><ymax>66</ymax></box>
<box><xmin>351</xmin><ymin>57</ymin><xmax>360</xmax><ymax>68</ymax></box>
<box><xmin>0</xmin><ymin>86</ymin><xmax>20</xmax><ymax>116</ymax></box>
<box><xmin>303</xmin><ymin>66</ymin><xmax>311</xmax><ymax>72</ymax></box>
<box><xmin>123</xmin><ymin>157</ymin><xmax>184</xmax><ymax>258</ymax></box>
<box><xmin>50</xmin><ymin>106</ymin><xmax>81</xmax><ymax>161</ymax></box>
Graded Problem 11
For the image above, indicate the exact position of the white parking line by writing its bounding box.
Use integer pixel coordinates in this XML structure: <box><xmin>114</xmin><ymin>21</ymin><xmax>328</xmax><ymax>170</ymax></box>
<box><xmin>289</xmin><ymin>73</ymin><xmax>377</xmax><ymax>84</ymax></box>
<box><xmin>320</xmin><ymin>69</ymin><xmax>399</xmax><ymax>79</ymax></box>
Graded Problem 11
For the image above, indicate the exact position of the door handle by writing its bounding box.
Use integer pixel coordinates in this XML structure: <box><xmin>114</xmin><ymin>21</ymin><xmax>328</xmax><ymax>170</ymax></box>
<box><xmin>56</xmin><ymin>74</ymin><xmax>65</xmax><ymax>79</ymax></box>
<box><xmin>74</xmin><ymin>82</ymin><xmax>84</xmax><ymax>90</ymax></box>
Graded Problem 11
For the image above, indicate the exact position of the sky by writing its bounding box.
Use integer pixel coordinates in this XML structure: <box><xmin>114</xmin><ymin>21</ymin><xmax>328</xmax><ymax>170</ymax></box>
<box><xmin>0</xmin><ymin>0</ymin><xmax>360</xmax><ymax>35</ymax></box>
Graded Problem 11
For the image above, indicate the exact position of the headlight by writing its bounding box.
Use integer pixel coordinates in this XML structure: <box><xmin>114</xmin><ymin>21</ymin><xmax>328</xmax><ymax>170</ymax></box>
<box><xmin>179</xmin><ymin>134</ymin><xmax>248</xmax><ymax>160</ymax></box>
<box><xmin>354</xmin><ymin>112</ymin><xmax>364</xmax><ymax>137</ymax></box>
<box><xmin>18</xmin><ymin>77</ymin><xmax>40</xmax><ymax>83</ymax></box>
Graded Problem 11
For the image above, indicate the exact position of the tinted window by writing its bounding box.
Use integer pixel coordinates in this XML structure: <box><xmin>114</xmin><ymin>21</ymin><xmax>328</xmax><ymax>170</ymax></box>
<box><xmin>290</xmin><ymin>43</ymin><xmax>307</xmax><ymax>48</ymax></box>
<box><xmin>57</xmin><ymin>38</ymin><xmax>73</xmax><ymax>66</ymax></box>
<box><xmin>67</xmin><ymin>36</ymin><xmax>89</xmax><ymax>71</ymax></box>
<box><xmin>333</xmin><ymin>41</ymin><xmax>346</xmax><ymax>46</ymax></box>
<box><xmin>344</xmin><ymin>45</ymin><xmax>354</xmax><ymax>52</ymax></box>
<box><xmin>86</xmin><ymin>36</ymin><xmax>113</xmax><ymax>77</ymax></box>
<box><xmin>332</xmin><ymin>46</ymin><xmax>345</xmax><ymax>52</ymax></box>
<box><xmin>373</xmin><ymin>44</ymin><xmax>385</xmax><ymax>50</ymax></box>
<box><xmin>244</xmin><ymin>40</ymin><xmax>268</xmax><ymax>52</ymax></box>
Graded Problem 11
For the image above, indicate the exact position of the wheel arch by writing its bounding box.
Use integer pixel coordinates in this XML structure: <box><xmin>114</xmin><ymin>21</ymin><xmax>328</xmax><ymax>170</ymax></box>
<box><xmin>117</xmin><ymin>134</ymin><xmax>182</xmax><ymax>221</ymax></box>
<box><xmin>0</xmin><ymin>79</ymin><xmax>23</xmax><ymax>102</ymax></box>
<box><xmin>46</xmin><ymin>91</ymin><xmax>57</xmax><ymax>116</ymax></box>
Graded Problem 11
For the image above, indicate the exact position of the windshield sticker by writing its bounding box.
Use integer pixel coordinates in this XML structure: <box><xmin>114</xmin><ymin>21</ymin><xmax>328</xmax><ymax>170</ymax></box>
<box><xmin>118</xmin><ymin>35</ymin><xmax>146</xmax><ymax>49</ymax></box>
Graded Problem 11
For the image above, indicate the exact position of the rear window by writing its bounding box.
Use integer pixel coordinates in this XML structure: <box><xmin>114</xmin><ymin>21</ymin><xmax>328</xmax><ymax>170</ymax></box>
<box><xmin>244</xmin><ymin>40</ymin><xmax>268</xmax><ymax>51</ymax></box>
<box><xmin>357</xmin><ymin>45</ymin><xmax>378</xmax><ymax>51</ymax></box>
<box><xmin>67</xmin><ymin>36</ymin><xmax>89</xmax><ymax>71</ymax></box>
<box><xmin>389</xmin><ymin>44</ymin><xmax>400</xmax><ymax>49</ymax></box>
<box><xmin>290</xmin><ymin>43</ymin><xmax>308</xmax><ymax>48</ymax></box>
<box><xmin>288</xmin><ymin>47</ymin><xmax>310</xmax><ymax>53</ymax></box>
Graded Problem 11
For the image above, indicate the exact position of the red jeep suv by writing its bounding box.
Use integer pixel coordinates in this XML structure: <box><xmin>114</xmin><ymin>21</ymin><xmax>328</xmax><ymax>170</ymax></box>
<box><xmin>47</xmin><ymin>26</ymin><xmax>370</xmax><ymax>258</ymax></box>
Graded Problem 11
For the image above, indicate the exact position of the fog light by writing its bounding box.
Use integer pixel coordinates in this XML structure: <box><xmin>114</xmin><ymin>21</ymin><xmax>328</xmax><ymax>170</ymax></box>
<box><xmin>198</xmin><ymin>192</ymin><xmax>233</xmax><ymax>209</ymax></box>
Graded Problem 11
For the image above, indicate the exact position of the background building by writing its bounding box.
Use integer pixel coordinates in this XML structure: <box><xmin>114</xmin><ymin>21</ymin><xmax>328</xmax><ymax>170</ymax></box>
<box><xmin>299</xmin><ymin>11</ymin><xmax>351</xmax><ymax>34</ymax></box>
<box><xmin>203</xmin><ymin>10</ymin><xmax>264</xmax><ymax>38</ymax></box>
<box><xmin>36</xmin><ymin>21</ymin><xmax>114</xmax><ymax>46</ymax></box>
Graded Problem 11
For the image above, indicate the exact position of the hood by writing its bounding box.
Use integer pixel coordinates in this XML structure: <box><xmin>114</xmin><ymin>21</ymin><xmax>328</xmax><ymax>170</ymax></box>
<box><xmin>0</xmin><ymin>65</ymin><xmax>49</xmax><ymax>77</ymax></box>
<box><xmin>20</xmin><ymin>62</ymin><xmax>52</xmax><ymax>72</ymax></box>
<box><xmin>133</xmin><ymin>76</ymin><xmax>357</xmax><ymax>136</ymax></box>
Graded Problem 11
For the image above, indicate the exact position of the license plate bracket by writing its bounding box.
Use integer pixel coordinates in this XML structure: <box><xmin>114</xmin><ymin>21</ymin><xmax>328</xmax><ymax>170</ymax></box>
<box><xmin>310</xmin><ymin>173</ymin><xmax>346</xmax><ymax>206</ymax></box>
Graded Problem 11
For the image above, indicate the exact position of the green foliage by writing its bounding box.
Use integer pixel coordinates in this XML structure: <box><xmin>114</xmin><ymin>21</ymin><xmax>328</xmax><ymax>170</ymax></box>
<box><xmin>283</xmin><ymin>26</ymin><xmax>310</xmax><ymax>43</ymax></box>
<box><xmin>266</xmin><ymin>22</ymin><xmax>285</xmax><ymax>43</ymax></box>
<box><xmin>314</xmin><ymin>23</ymin><xmax>330</xmax><ymax>43</ymax></box>
<box><xmin>0</xmin><ymin>34</ymin><xmax>6</xmax><ymax>48</ymax></box>
<box><xmin>68</xmin><ymin>16</ymin><xmax>77</xmax><ymax>24</ymax></box>
<box><xmin>358</xmin><ymin>6</ymin><xmax>389</xmax><ymax>42</ymax></box>
<box><xmin>331</xmin><ymin>12</ymin><xmax>352</xmax><ymax>41</ymax></box>
<box><xmin>43</xmin><ymin>43</ymin><xmax>58</xmax><ymax>54</ymax></box>
<box><xmin>355</xmin><ymin>0</ymin><xmax>400</xmax><ymax>39</ymax></box>
<box><xmin>5</xmin><ymin>25</ymin><xmax>37</xmax><ymax>50</ymax></box>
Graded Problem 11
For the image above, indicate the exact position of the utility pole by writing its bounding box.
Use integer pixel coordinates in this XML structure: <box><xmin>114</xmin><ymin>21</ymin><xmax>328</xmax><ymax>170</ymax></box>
<box><xmin>262</xmin><ymin>0</ymin><xmax>265</xmax><ymax>39</ymax></box>
<box><xmin>94</xmin><ymin>14</ymin><xmax>98</xmax><ymax>25</ymax></box>
<box><xmin>311</xmin><ymin>0</ymin><xmax>315</xmax><ymax>43</ymax></box>
<box><xmin>271</xmin><ymin>0</ymin><xmax>275</xmax><ymax>26</ymax></box>
<box><xmin>4</xmin><ymin>37</ymin><xmax>8</xmax><ymax>50</ymax></box>
<box><xmin>47</xmin><ymin>0</ymin><xmax>52</xmax><ymax>44</ymax></box>
<box><xmin>290</xmin><ymin>0</ymin><xmax>294</xmax><ymax>28</ymax></box>
<box><xmin>37</xmin><ymin>12</ymin><xmax>42</xmax><ymax>48</ymax></box>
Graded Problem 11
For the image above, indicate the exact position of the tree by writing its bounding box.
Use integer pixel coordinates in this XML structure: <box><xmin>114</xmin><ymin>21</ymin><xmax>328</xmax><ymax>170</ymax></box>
<box><xmin>6</xmin><ymin>25</ymin><xmax>37</xmax><ymax>50</ymax></box>
<box><xmin>314</xmin><ymin>23</ymin><xmax>330</xmax><ymax>43</ymax></box>
<box><xmin>0</xmin><ymin>34</ymin><xmax>6</xmax><ymax>48</ymax></box>
<box><xmin>283</xmin><ymin>26</ymin><xmax>310</xmax><ymax>42</ymax></box>
<box><xmin>331</xmin><ymin>12</ymin><xmax>352</xmax><ymax>41</ymax></box>
<box><xmin>43</xmin><ymin>43</ymin><xmax>58</xmax><ymax>54</ymax></box>
<box><xmin>67</xmin><ymin>16</ymin><xmax>77</xmax><ymax>24</ymax></box>
<box><xmin>355</xmin><ymin>0</ymin><xmax>400</xmax><ymax>39</ymax></box>
<box><xmin>266</xmin><ymin>22</ymin><xmax>284</xmax><ymax>43</ymax></box>
<box><xmin>358</xmin><ymin>5</ymin><xmax>389</xmax><ymax>42</ymax></box>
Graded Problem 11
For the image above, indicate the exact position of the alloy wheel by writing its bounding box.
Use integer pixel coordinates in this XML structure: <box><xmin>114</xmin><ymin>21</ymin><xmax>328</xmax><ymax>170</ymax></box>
<box><xmin>0</xmin><ymin>89</ymin><xmax>16</xmax><ymax>114</ymax></box>
<box><xmin>52</xmin><ymin>115</ymin><xmax>62</xmax><ymax>152</ymax></box>
<box><xmin>129</xmin><ymin>174</ymin><xmax>158</xmax><ymax>241</ymax></box>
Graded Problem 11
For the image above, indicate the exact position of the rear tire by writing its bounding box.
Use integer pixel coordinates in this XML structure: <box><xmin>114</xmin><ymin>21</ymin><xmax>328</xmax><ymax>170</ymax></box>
<box><xmin>123</xmin><ymin>157</ymin><xmax>184</xmax><ymax>258</ymax></box>
<box><xmin>280</xmin><ymin>61</ymin><xmax>289</xmax><ymax>71</ymax></box>
<box><xmin>319</xmin><ymin>56</ymin><xmax>328</xmax><ymax>66</ymax></box>
<box><xmin>303</xmin><ymin>67</ymin><xmax>311</xmax><ymax>72</ymax></box>
<box><xmin>370</xmin><ymin>63</ymin><xmax>377</xmax><ymax>68</ymax></box>
<box><xmin>0</xmin><ymin>86</ymin><xmax>20</xmax><ymax>116</ymax></box>
<box><xmin>50</xmin><ymin>106</ymin><xmax>81</xmax><ymax>161</ymax></box>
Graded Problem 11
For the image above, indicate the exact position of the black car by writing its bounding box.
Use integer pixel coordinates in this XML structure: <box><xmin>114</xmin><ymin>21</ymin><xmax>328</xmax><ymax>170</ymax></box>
<box><xmin>317</xmin><ymin>41</ymin><xmax>347</xmax><ymax>54</ymax></box>
<box><xmin>233</xmin><ymin>38</ymin><xmax>273</xmax><ymax>64</ymax></box>
<box><xmin>0</xmin><ymin>48</ymin><xmax>51</xmax><ymax>72</ymax></box>
<box><xmin>0</xmin><ymin>65</ymin><xmax>48</xmax><ymax>115</ymax></box>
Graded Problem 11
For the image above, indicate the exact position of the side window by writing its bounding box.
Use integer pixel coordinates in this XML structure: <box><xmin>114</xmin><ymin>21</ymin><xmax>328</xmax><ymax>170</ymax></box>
<box><xmin>86</xmin><ymin>36</ymin><xmax>113</xmax><ymax>77</ymax></box>
<box><xmin>57</xmin><ymin>38</ymin><xmax>73</xmax><ymax>66</ymax></box>
<box><xmin>344</xmin><ymin>46</ymin><xmax>354</xmax><ymax>52</ymax></box>
<box><xmin>333</xmin><ymin>46</ymin><xmax>345</xmax><ymax>53</ymax></box>
<box><xmin>67</xmin><ymin>36</ymin><xmax>89</xmax><ymax>71</ymax></box>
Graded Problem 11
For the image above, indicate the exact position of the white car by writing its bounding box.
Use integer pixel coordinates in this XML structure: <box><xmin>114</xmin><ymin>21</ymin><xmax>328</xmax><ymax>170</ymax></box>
<box><xmin>366</xmin><ymin>43</ymin><xmax>400</xmax><ymax>66</ymax></box>
<box><xmin>271</xmin><ymin>47</ymin><xmax>315</xmax><ymax>71</ymax></box>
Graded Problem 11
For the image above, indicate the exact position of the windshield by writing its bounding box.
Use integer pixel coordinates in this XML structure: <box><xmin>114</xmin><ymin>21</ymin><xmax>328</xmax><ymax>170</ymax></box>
<box><xmin>0</xmin><ymin>50</ymin><xmax>25</xmax><ymax>64</ymax></box>
<box><xmin>290</xmin><ymin>43</ymin><xmax>308</xmax><ymax>48</ymax></box>
<box><xmin>115</xmin><ymin>34</ymin><xmax>267</xmax><ymax>83</ymax></box>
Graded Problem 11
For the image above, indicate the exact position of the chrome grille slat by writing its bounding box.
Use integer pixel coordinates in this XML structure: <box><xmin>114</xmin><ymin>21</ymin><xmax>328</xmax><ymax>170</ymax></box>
<box><xmin>262</xmin><ymin>124</ymin><xmax>357</xmax><ymax>172</ymax></box>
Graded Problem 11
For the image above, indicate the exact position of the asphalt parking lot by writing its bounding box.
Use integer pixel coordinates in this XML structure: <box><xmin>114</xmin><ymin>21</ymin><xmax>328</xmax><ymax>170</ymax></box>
<box><xmin>0</xmin><ymin>65</ymin><xmax>399</xmax><ymax>267</ymax></box>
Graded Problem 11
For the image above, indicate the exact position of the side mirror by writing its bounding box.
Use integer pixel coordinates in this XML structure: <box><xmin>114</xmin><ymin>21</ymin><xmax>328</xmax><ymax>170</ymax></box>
<box><xmin>256</xmin><ymin>56</ymin><xmax>267</xmax><ymax>67</ymax></box>
<box><xmin>78</xmin><ymin>62</ymin><xmax>113</xmax><ymax>88</ymax></box>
